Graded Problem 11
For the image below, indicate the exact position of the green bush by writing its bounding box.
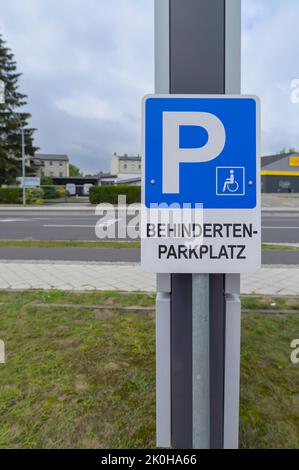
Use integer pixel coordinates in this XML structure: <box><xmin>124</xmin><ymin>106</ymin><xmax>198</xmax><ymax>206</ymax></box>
<box><xmin>89</xmin><ymin>185</ymin><xmax>141</xmax><ymax>205</ymax></box>
<box><xmin>56</xmin><ymin>187</ymin><xmax>66</xmax><ymax>199</ymax></box>
<box><xmin>41</xmin><ymin>177</ymin><xmax>54</xmax><ymax>186</ymax></box>
<box><xmin>26</xmin><ymin>188</ymin><xmax>44</xmax><ymax>205</ymax></box>
<box><xmin>42</xmin><ymin>186</ymin><xmax>57</xmax><ymax>199</ymax></box>
<box><xmin>0</xmin><ymin>188</ymin><xmax>22</xmax><ymax>204</ymax></box>
<box><xmin>42</xmin><ymin>186</ymin><xmax>66</xmax><ymax>200</ymax></box>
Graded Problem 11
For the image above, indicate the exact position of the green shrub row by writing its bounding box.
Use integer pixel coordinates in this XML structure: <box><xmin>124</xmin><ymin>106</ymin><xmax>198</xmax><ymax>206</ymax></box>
<box><xmin>0</xmin><ymin>186</ymin><xmax>67</xmax><ymax>204</ymax></box>
<box><xmin>42</xmin><ymin>186</ymin><xmax>66</xmax><ymax>200</ymax></box>
<box><xmin>89</xmin><ymin>185</ymin><xmax>141</xmax><ymax>205</ymax></box>
<box><xmin>0</xmin><ymin>188</ymin><xmax>22</xmax><ymax>204</ymax></box>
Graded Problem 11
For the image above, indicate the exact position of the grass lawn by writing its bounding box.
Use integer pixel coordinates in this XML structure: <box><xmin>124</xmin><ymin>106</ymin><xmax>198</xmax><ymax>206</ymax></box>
<box><xmin>0</xmin><ymin>291</ymin><xmax>298</xmax><ymax>449</ymax></box>
<box><xmin>0</xmin><ymin>240</ymin><xmax>298</xmax><ymax>251</ymax></box>
<box><xmin>0</xmin><ymin>240</ymin><xmax>140</xmax><ymax>249</ymax></box>
<box><xmin>262</xmin><ymin>244</ymin><xmax>299</xmax><ymax>251</ymax></box>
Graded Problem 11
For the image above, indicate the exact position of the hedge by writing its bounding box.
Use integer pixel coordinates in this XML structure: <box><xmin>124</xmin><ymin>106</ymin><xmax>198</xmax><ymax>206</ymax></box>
<box><xmin>0</xmin><ymin>188</ymin><xmax>22</xmax><ymax>204</ymax></box>
<box><xmin>0</xmin><ymin>187</ymin><xmax>46</xmax><ymax>205</ymax></box>
<box><xmin>42</xmin><ymin>186</ymin><xmax>66</xmax><ymax>200</ymax></box>
<box><xmin>89</xmin><ymin>185</ymin><xmax>141</xmax><ymax>205</ymax></box>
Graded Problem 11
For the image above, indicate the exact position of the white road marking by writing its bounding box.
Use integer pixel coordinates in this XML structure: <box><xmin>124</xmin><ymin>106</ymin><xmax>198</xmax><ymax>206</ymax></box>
<box><xmin>0</xmin><ymin>219</ymin><xmax>28</xmax><ymax>223</ymax></box>
<box><xmin>97</xmin><ymin>218</ymin><xmax>120</xmax><ymax>227</ymax></box>
<box><xmin>44</xmin><ymin>218</ymin><xmax>120</xmax><ymax>229</ymax></box>
<box><xmin>0</xmin><ymin>217</ymin><xmax>52</xmax><ymax>223</ymax></box>
<box><xmin>43</xmin><ymin>225</ymin><xmax>96</xmax><ymax>228</ymax></box>
<box><xmin>263</xmin><ymin>226</ymin><xmax>299</xmax><ymax>229</ymax></box>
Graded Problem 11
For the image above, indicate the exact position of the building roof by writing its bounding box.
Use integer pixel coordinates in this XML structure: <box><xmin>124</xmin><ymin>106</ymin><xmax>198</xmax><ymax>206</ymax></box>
<box><xmin>97</xmin><ymin>172</ymin><xmax>117</xmax><ymax>179</ymax></box>
<box><xmin>261</xmin><ymin>154</ymin><xmax>286</xmax><ymax>168</ymax></box>
<box><xmin>52</xmin><ymin>176</ymin><xmax>98</xmax><ymax>184</ymax></box>
<box><xmin>35</xmin><ymin>153</ymin><xmax>69</xmax><ymax>162</ymax></box>
<box><xmin>117</xmin><ymin>173</ymin><xmax>141</xmax><ymax>181</ymax></box>
<box><xmin>261</xmin><ymin>152</ymin><xmax>299</xmax><ymax>173</ymax></box>
<box><xmin>114</xmin><ymin>153</ymin><xmax>141</xmax><ymax>162</ymax></box>
<box><xmin>116</xmin><ymin>177</ymin><xmax>141</xmax><ymax>185</ymax></box>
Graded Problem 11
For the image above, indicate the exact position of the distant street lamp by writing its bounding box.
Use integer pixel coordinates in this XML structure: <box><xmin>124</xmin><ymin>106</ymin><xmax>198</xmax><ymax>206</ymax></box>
<box><xmin>0</xmin><ymin>80</ymin><xmax>4</xmax><ymax>103</ymax></box>
<box><xmin>0</xmin><ymin>80</ymin><xmax>26</xmax><ymax>205</ymax></box>
<box><xmin>20</xmin><ymin>125</ymin><xmax>26</xmax><ymax>206</ymax></box>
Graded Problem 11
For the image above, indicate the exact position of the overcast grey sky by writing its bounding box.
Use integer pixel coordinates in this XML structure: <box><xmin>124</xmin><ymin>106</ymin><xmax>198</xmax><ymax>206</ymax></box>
<box><xmin>1</xmin><ymin>0</ymin><xmax>299</xmax><ymax>174</ymax></box>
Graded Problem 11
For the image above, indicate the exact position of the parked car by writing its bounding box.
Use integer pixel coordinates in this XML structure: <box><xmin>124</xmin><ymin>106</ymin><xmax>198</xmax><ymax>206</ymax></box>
<box><xmin>83</xmin><ymin>184</ymin><xmax>93</xmax><ymax>196</ymax></box>
<box><xmin>65</xmin><ymin>183</ymin><xmax>76</xmax><ymax>196</ymax></box>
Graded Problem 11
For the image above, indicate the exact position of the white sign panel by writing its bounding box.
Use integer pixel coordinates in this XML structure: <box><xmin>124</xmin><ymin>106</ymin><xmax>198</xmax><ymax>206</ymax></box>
<box><xmin>141</xmin><ymin>95</ymin><xmax>261</xmax><ymax>274</ymax></box>
<box><xmin>17</xmin><ymin>177</ymin><xmax>41</xmax><ymax>188</ymax></box>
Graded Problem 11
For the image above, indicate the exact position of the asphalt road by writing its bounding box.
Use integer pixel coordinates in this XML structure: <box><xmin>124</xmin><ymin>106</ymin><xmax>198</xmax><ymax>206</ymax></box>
<box><xmin>0</xmin><ymin>246</ymin><xmax>298</xmax><ymax>265</ymax></box>
<box><xmin>0</xmin><ymin>208</ymin><xmax>298</xmax><ymax>243</ymax></box>
<box><xmin>0</xmin><ymin>208</ymin><xmax>298</xmax><ymax>264</ymax></box>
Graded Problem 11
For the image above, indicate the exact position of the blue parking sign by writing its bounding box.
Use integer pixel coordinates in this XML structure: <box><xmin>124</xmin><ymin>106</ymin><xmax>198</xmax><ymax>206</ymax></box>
<box><xmin>144</xmin><ymin>96</ymin><xmax>259</xmax><ymax>209</ymax></box>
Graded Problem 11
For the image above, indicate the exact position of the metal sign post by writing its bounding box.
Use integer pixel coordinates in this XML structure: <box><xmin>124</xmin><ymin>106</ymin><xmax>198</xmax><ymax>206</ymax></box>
<box><xmin>144</xmin><ymin>0</ymin><xmax>260</xmax><ymax>449</ymax></box>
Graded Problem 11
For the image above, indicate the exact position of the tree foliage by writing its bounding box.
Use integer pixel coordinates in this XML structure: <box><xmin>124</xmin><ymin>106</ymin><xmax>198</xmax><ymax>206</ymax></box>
<box><xmin>0</xmin><ymin>34</ymin><xmax>38</xmax><ymax>185</ymax></box>
<box><xmin>69</xmin><ymin>164</ymin><xmax>82</xmax><ymax>176</ymax></box>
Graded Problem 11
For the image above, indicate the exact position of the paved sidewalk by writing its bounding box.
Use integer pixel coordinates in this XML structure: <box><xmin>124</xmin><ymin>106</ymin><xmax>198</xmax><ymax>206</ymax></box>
<box><xmin>0</xmin><ymin>261</ymin><xmax>297</xmax><ymax>295</ymax></box>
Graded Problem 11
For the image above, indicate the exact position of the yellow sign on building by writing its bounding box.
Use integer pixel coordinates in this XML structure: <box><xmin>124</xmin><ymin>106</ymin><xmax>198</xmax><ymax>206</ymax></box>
<box><xmin>289</xmin><ymin>156</ymin><xmax>299</xmax><ymax>167</ymax></box>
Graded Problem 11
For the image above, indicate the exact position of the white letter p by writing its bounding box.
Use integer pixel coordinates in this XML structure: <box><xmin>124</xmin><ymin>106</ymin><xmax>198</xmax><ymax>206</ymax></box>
<box><xmin>163</xmin><ymin>112</ymin><xmax>226</xmax><ymax>194</ymax></box>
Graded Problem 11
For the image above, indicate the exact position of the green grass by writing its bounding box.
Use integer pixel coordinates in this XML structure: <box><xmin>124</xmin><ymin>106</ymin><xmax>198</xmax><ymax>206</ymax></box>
<box><xmin>242</xmin><ymin>295</ymin><xmax>299</xmax><ymax>311</ymax></box>
<box><xmin>0</xmin><ymin>240</ymin><xmax>297</xmax><ymax>251</ymax></box>
<box><xmin>0</xmin><ymin>240</ymin><xmax>140</xmax><ymax>249</ymax></box>
<box><xmin>0</xmin><ymin>291</ymin><xmax>298</xmax><ymax>449</ymax></box>
<box><xmin>0</xmin><ymin>290</ymin><xmax>155</xmax><ymax>308</ymax></box>
<box><xmin>0</xmin><ymin>291</ymin><xmax>155</xmax><ymax>449</ymax></box>
<box><xmin>240</xmin><ymin>313</ymin><xmax>299</xmax><ymax>448</ymax></box>
<box><xmin>262</xmin><ymin>244</ymin><xmax>299</xmax><ymax>251</ymax></box>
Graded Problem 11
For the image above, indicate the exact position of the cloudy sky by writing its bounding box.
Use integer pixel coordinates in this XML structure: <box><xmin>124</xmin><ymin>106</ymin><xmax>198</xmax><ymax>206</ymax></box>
<box><xmin>0</xmin><ymin>0</ymin><xmax>299</xmax><ymax>174</ymax></box>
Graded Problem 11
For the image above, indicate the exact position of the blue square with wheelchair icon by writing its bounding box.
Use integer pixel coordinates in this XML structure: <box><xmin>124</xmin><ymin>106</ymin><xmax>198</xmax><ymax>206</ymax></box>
<box><xmin>216</xmin><ymin>167</ymin><xmax>245</xmax><ymax>196</ymax></box>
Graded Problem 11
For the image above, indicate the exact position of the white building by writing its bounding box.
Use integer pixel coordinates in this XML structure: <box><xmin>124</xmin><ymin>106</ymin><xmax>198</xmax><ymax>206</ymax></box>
<box><xmin>109</xmin><ymin>153</ymin><xmax>141</xmax><ymax>186</ymax></box>
<box><xmin>34</xmin><ymin>154</ymin><xmax>70</xmax><ymax>178</ymax></box>
<box><xmin>110</xmin><ymin>153</ymin><xmax>141</xmax><ymax>176</ymax></box>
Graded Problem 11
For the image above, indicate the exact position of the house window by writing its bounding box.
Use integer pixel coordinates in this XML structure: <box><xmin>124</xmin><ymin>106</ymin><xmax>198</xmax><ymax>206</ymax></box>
<box><xmin>49</xmin><ymin>161</ymin><xmax>53</xmax><ymax>166</ymax></box>
<box><xmin>59</xmin><ymin>172</ymin><xmax>63</xmax><ymax>177</ymax></box>
<box><xmin>138</xmin><ymin>164</ymin><xmax>141</xmax><ymax>169</ymax></box>
<box><xmin>59</xmin><ymin>162</ymin><xmax>63</xmax><ymax>166</ymax></box>
<box><xmin>124</xmin><ymin>164</ymin><xmax>127</xmax><ymax>169</ymax></box>
<box><xmin>50</xmin><ymin>172</ymin><xmax>54</xmax><ymax>177</ymax></box>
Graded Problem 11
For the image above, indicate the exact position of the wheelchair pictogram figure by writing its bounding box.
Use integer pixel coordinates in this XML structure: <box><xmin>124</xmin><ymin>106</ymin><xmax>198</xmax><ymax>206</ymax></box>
<box><xmin>222</xmin><ymin>169</ymin><xmax>239</xmax><ymax>193</ymax></box>
<box><xmin>216</xmin><ymin>167</ymin><xmax>245</xmax><ymax>196</ymax></box>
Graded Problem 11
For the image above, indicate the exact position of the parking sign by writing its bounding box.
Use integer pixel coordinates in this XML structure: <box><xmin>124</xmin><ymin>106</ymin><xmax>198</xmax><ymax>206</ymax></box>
<box><xmin>141</xmin><ymin>95</ymin><xmax>261</xmax><ymax>273</ymax></box>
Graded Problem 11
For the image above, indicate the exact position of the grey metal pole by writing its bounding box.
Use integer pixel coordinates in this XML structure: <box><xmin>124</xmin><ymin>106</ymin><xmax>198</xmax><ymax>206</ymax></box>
<box><xmin>170</xmin><ymin>0</ymin><xmax>227</xmax><ymax>449</ymax></box>
<box><xmin>155</xmin><ymin>0</ymin><xmax>172</xmax><ymax>449</ymax></box>
<box><xmin>154</xmin><ymin>0</ymin><xmax>241</xmax><ymax>450</ymax></box>
<box><xmin>223</xmin><ymin>0</ymin><xmax>242</xmax><ymax>450</ymax></box>
<box><xmin>192</xmin><ymin>274</ymin><xmax>210</xmax><ymax>449</ymax></box>
<box><xmin>21</xmin><ymin>126</ymin><xmax>26</xmax><ymax>206</ymax></box>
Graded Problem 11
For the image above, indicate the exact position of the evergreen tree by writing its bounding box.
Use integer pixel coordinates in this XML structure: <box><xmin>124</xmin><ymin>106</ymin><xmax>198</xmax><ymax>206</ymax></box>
<box><xmin>0</xmin><ymin>33</ymin><xmax>38</xmax><ymax>185</ymax></box>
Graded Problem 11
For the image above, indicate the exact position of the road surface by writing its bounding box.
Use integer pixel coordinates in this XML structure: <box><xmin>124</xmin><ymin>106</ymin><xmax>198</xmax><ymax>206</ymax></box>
<box><xmin>0</xmin><ymin>246</ymin><xmax>297</xmax><ymax>265</ymax></box>
<box><xmin>0</xmin><ymin>208</ymin><xmax>298</xmax><ymax>243</ymax></box>
<box><xmin>0</xmin><ymin>208</ymin><xmax>298</xmax><ymax>264</ymax></box>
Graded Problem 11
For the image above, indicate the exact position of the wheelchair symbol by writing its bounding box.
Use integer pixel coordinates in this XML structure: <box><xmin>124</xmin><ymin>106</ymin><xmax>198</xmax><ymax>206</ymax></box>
<box><xmin>222</xmin><ymin>169</ymin><xmax>239</xmax><ymax>193</ymax></box>
<box><xmin>216</xmin><ymin>167</ymin><xmax>245</xmax><ymax>196</ymax></box>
